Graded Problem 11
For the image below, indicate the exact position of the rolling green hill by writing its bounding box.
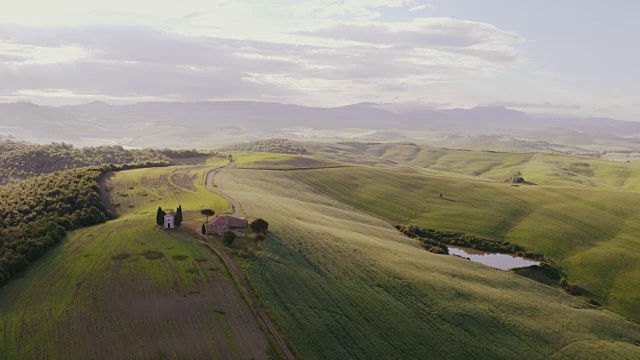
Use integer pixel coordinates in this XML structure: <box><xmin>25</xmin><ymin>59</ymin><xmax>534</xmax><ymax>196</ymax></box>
<box><xmin>304</xmin><ymin>142</ymin><xmax>640</xmax><ymax>189</ymax></box>
<box><xmin>101</xmin><ymin>156</ymin><xmax>231</xmax><ymax>217</ymax></box>
<box><xmin>2</xmin><ymin>149</ymin><xmax>640</xmax><ymax>359</ymax></box>
<box><xmin>231</xmin><ymin>151</ymin><xmax>348</xmax><ymax>170</ymax></box>
<box><xmin>0</xmin><ymin>158</ymin><xmax>275</xmax><ymax>359</ymax></box>
<box><xmin>289</xmin><ymin>166</ymin><xmax>640</xmax><ymax>321</ymax></box>
<box><xmin>520</xmin><ymin>153</ymin><xmax>640</xmax><ymax>190</ymax></box>
<box><xmin>218</xmin><ymin>166</ymin><xmax>640</xmax><ymax>359</ymax></box>
<box><xmin>304</xmin><ymin>142</ymin><xmax>534</xmax><ymax>179</ymax></box>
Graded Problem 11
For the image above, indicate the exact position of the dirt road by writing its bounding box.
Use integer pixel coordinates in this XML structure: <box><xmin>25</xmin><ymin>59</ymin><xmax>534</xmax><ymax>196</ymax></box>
<box><xmin>204</xmin><ymin>161</ymin><xmax>241</xmax><ymax>217</ymax></box>
<box><xmin>198</xmin><ymin>161</ymin><xmax>296</xmax><ymax>360</ymax></box>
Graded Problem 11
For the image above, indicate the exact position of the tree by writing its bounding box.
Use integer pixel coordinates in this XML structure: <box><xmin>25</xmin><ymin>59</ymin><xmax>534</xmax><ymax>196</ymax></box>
<box><xmin>223</xmin><ymin>230</ymin><xmax>236</xmax><ymax>246</ymax></box>
<box><xmin>156</xmin><ymin>207</ymin><xmax>166</xmax><ymax>226</ymax></box>
<box><xmin>201</xmin><ymin>224</ymin><xmax>206</xmax><ymax>235</ymax></box>
<box><xmin>175</xmin><ymin>205</ymin><xmax>183</xmax><ymax>227</ymax></box>
<box><xmin>250</xmin><ymin>218</ymin><xmax>269</xmax><ymax>234</ymax></box>
<box><xmin>201</xmin><ymin>209</ymin><xmax>215</xmax><ymax>222</ymax></box>
<box><xmin>255</xmin><ymin>233</ymin><xmax>266</xmax><ymax>241</ymax></box>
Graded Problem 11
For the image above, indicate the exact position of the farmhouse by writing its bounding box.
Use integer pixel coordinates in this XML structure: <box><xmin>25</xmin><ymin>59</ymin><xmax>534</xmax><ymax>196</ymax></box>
<box><xmin>207</xmin><ymin>215</ymin><xmax>247</xmax><ymax>237</ymax></box>
<box><xmin>164</xmin><ymin>211</ymin><xmax>175</xmax><ymax>229</ymax></box>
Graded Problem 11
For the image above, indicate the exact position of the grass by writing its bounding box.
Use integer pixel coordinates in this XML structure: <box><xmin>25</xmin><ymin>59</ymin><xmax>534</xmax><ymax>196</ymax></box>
<box><xmin>289</xmin><ymin>166</ymin><xmax>640</xmax><ymax>321</ymax></box>
<box><xmin>101</xmin><ymin>157</ymin><xmax>231</xmax><ymax>220</ymax></box>
<box><xmin>305</xmin><ymin>142</ymin><xmax>534</xmax><ymax>180</ymax></box>
<box><xmin>521</xmin><ymin>153</ymin><xmax>640</xmax><ymax>191</ymax></box>
<box><xmin>377</xmin><ymin>144</ymin><xmax>533</xmax><ymax>179</ymax></box>
<box><xmin>231</xmin><ymin>151</ymin><xmax>348</xmax><ymax>170</ymax></box>
<box><xmin>306</xmin><ymin>142</ymin><xmax>640</xmax><ymax>190</ymax></box>
<box><xmin>0</xmin><ymin>160</ymin><xmax>270</xmax><ymax>359</ymax></box>
<box><xmin>170</xmin><ymin>155</ymin><xmax>228</xmax><ymax>166</ymax></box>
<box><xmin>4</xmin><ymin>149</ymin><xmax>640</xmax><ymax>358</ymax></box>
<box><xmin>216</xmin><ymin>167</ymin><xmax>640</xmax><ymax>359</ymax></box>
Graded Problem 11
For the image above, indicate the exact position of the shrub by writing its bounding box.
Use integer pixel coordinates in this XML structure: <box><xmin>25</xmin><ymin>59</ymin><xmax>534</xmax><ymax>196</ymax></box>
<box><xmin>223</xmin><ymin>231</ymin><xmax>236</xmax><ymax>246</ymax></box>
<box><xmin>250</xmin><ymin>218</ymin><xmax>269</xmax><ymax>233</ymax></box>
<box><xmin>396</xmin><ymin>224</ymin><xmax>547</xmax><ymax>261</ymax></box>
<box><xmin>560</xmin><ymin>278</ymin><xmax>580</xmax><ymax>295</ymax></box>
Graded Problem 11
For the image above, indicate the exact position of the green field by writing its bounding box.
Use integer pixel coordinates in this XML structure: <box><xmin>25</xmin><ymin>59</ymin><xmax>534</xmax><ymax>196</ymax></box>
<box><xmin>304</xmin><ymin>142</ymin><xmax>534</xmax><ymax>179</ymax></box>
<box><xmin>305</xmin><ymin>142</ymin><xmax>640</xmax><ymax>188</ymax></box>
<box><xmin>3</xmin><ymin>148</ymin><xmax>640</xmax><ymax>359</ymax></box>
<box><xmin>521</xmin><ymin>153</ymin><xmax>640</xmax><ymax>190</ymax></box>
<box><xmin>102</xmin><ymin>157</ymin><xmax>231</xmax><ymax>218</ymax></box>
<box><xmin>288</xmin><ymin>165</ymin><xmax>640</xmax><ymax>320</ymax></box>
<box><xmin>231</xmin><ymin>151</ymin><xmax>348</xmax><ymax>170</ymax></box>
<box><xmin>0</xmin><ymin>159</ymin><xmax>274</xmax><ymax>359</ymax></box>
<box><xmin>216</xmin><ymin>166</ymin><xmax>640</xmax><ymax>359</ymax></box>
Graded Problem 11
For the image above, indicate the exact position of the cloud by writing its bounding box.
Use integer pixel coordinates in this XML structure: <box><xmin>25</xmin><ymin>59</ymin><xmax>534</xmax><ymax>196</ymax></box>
<box><xmin>532</xmin><ymin>70</ymin><xmax>560</xmax><ymax>79</ymax></box>
<box><xmin>409</xmin><ymin>4</ymin><xmax>436</xmax><ymax>12</ymax></box>
<box><xmin>282</xmin><ymin>0</ymin><xmax>420</xmax><ymax>19</ymax></box>
<box><xmin>294</xmin><ymin>18</ymin><xmax>525</xmax><ymax>64</ymax></box>
<box><xmin>0</xmin><ymin>60</ymin><xmax>294</xmax><ymax>101</ymax></box>
<box><xmin>491</xmin><ymin>101</ymin><xmax>581</xmax><ymax>110</ymax></box>
<box><xmin>0</xmin><ymin>26</ymin><xmax>304</xmax><ymax>100</ymax></box>
<box><xmin>0</xmin><ymin>53</ymin><xmax>29</xmax><ymax>62</ymax></box>
<box><xmin>0</xmin><ymin>21</ymin><xmax>527</xmax><ymax>106</ymax></box>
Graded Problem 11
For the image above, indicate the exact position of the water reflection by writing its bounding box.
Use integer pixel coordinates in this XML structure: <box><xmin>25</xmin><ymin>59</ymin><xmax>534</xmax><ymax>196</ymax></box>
<box><xmin>448</xmin><ymin>246</ymin><xmax>540</xmax><ymax>270</ymax></box>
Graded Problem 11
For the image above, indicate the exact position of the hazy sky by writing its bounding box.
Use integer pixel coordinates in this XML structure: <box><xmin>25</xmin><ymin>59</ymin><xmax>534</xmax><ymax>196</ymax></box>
<box><xmin>0</xmin><ymin>0</ymin><xmax>638</xmax><ymax>119</ymax></box>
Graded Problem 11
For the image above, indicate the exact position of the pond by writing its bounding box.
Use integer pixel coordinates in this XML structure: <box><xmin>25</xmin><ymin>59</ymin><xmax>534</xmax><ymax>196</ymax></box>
<box><xmin>448</xmin><ymin>246</ymin><xmax>540</xmax><ymax>270</ymax></box>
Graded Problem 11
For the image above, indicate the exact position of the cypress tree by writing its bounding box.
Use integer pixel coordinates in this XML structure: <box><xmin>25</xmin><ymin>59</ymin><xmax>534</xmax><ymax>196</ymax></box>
<box><xmin>201</xmin><ymin>224</ymin><xmax>206</xmax><ymax>235</ymax></box>
<box><xmin>156</xmin><ymin>207</ymin><xmax>165</xmax><ymax>226</ymax></box>
<box><xmin>175</xmin><ymin>205</ymin><xmax>183</xmax><ymax>227</ymax></box>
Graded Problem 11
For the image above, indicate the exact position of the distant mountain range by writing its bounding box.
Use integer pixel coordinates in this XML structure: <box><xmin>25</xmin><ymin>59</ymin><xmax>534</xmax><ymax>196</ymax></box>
<box><xmin>1</xmin><ymin>100</ymin><xmax>639</xmax><ymax>147</ymax></box>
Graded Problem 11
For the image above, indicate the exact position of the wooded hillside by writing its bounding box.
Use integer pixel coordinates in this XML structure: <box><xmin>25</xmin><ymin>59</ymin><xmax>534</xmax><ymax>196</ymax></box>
<box><xmin>0</xmin><ymin>141</ymin><xmax>206</xmax><ymax>185</ymax></box>
<box><xmin>0</xmin><ymin>162</ymin><xmax>167</xmax><ymax>287</ymax></box>
<box><xmin>220</xmin><ymin>138</ymin><xmax>306</xmax><ymax>154</ymax></box>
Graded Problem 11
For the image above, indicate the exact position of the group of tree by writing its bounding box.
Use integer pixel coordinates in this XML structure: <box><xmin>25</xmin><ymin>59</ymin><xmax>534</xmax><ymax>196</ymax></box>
<box><xmin>0</xmin><ymin>161</ymin><xmax>169</xmax><ymax>287</ymax></box>
<box><xmin>0</xmin><ymin>140</ymin><xmax>223</xmax><ymax>186</ymax></box>
<box><xmin>157</xmin><ymin>149</ymin><xmax>207</xmax><ymax>158</ymax></box>
<box><xmin>250</xmin><ymin>218</ymin><xmax>269</xmax><ymax>241</ymax></box>
<box><xmin>396</xmin><ymin>224</ymin><xmax>546</xmax><ymax>261</ymax></box>
<box><xmin>504</xmin><ymin>171</ymin><xmax>526</xmax><ymax>185</ymax></box>
<box><xmin>395</xmin><ymin>224</ymin><xmax>580</xmax><ymax>294</ymax></box>
<box><xmin>220</xmin><ymin>219</ymin><xmax>269</xmax><ymax>247</ymax></box>
<box><xmin>0</xmin><ymin>141</ymin><xmax>174</xmax><ymax>185</ymax></box>
<box><xmin>220</xmin><ymin>139</ymin><xmax>307</xmax><ymax>155</ymax></box>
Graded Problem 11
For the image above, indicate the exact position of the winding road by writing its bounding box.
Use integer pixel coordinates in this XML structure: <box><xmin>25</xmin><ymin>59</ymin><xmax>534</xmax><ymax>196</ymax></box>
<box><xmin>196</xmin><ymin>160</ymin><xmax>296</xmax><ymax>360</ymax></box>
<box><xmin>204</xmin><ymin>160</ymin><xmax>241</xmax><ymax>217</ymax></box>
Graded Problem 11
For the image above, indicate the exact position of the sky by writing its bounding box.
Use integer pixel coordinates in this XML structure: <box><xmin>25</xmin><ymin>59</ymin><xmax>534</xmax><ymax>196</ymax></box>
<box><xmin>0</xmin><ymin>0</ymin><xmax>638</xmax><ymax>120</ymax></box>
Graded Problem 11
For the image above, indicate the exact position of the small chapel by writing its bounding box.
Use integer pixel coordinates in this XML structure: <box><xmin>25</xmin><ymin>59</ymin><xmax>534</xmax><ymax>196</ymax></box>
<box><xmin>164</xmin><ymin>210</ymin><xmax>175</xmax><ymax>229</ymax></box>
